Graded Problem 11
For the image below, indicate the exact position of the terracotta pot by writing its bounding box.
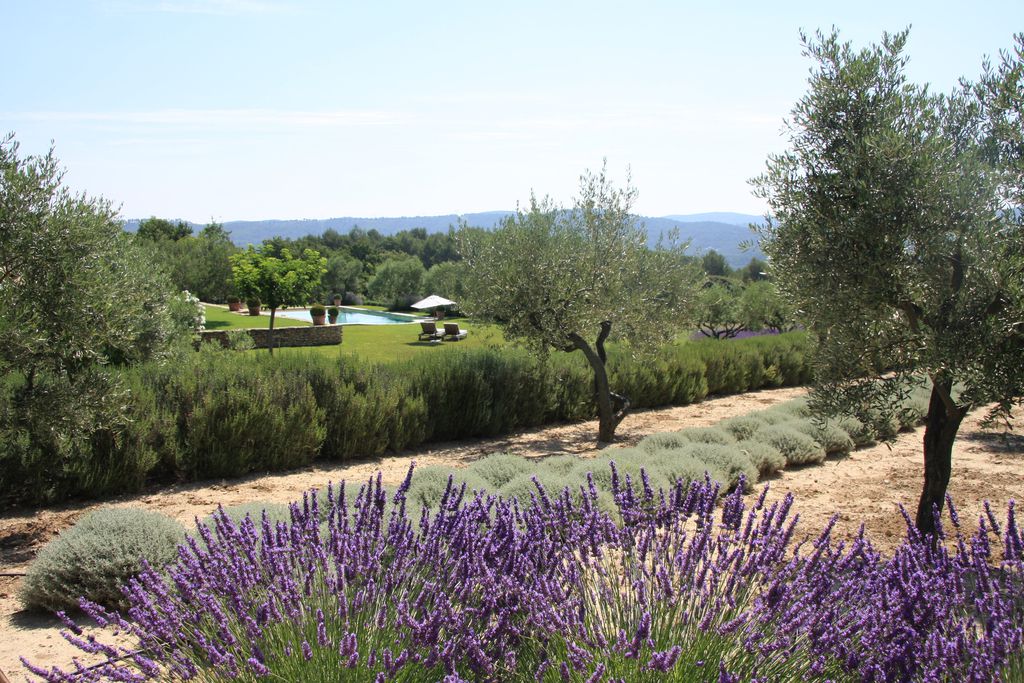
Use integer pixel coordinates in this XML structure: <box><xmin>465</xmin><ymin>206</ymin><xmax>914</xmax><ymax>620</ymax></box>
<box><xmin>328</xmin><ymin>314</ymin><xmax>339</xmax><ymax>324</ymax></box>
<box><xmin>228</xmin><ymin>301</ymin><xmax>242</xmax><ymax>312</ymax></box>
<box><xmin>247</xmin><ymin>303</ymin><xmax>261</xmax><ymax>316</ymax></box>
<box><xmin>312</xmin><ymin>313</ymin><xmax>326</xmax><ymax>326</ymax></box>
<box><xmin>332</xmin><ymin>297</ymin><xmax>342</xmax><ymax>306</ymax></box>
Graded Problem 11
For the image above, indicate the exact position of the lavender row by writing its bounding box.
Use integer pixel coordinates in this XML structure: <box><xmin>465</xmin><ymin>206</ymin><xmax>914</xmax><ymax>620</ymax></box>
<box><xmin>24</xmin><ymin>464</ymin><xmax>1024</xmax><ymax>682</ymax></box>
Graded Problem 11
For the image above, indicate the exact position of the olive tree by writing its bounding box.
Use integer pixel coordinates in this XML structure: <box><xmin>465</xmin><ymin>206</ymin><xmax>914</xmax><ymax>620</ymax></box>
<box><xmin>230</xmin><ymin>246</ymin><xmax>326</xmax><ymax>353</ymax></box>
<box><xmin>0</xmin><ymin>135</ymin><xmax>181</xmax><ymax>502</ymax></box>
<box><xmin>753</xmin><ymin>30</ymin><xmax>1024</xmax><ymax>534</ymax></box>
<box><xmin>460</xmin><ymin>165</ymin><xmax>701</xmax><ymax>442</ymax></box>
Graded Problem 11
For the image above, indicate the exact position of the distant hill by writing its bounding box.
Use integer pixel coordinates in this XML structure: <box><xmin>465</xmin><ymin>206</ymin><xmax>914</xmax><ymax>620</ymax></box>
<box><xmin>124</xmin><ymin>211</ymin><xmax>765</xmax><ymax>267</ymax></box>
<box><xmin>664</xmin><ymin>212</ymin><xmax>763</xmax><ymax>227</ymax></box>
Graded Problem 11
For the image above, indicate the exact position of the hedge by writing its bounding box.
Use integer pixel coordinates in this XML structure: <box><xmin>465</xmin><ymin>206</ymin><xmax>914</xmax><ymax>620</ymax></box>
<box><xmin>0</xmin><ymin>333</ymin><xmax>811</xmax><ymax>506</ymax></box>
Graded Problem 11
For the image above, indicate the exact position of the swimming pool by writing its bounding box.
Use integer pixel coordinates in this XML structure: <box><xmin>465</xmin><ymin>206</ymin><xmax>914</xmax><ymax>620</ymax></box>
<box><xmin>274</xmin><ymin>307</ymin><xmax>417</xmax><ymax>325</ymax></box>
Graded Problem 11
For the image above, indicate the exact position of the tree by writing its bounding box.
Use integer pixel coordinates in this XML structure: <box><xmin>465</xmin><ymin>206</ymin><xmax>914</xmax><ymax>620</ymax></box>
<box><xmin>740</xmin><ymin>257</ymin><xmax>770</xmax><ymax>282</ymax></box>
<box><xmin>460</xmin><ymin>164</ymin><xmax>701</xmax><ymax>442</ymax></box>
<box><xmin>136</xmin><ymin>216</ymin><xmax>193</xmax><ymax>241</ymax></box>
<box><xmin>739</xmin><ymin>280</ymin><xmax>796</xmax><ymax>333</ymax></box>
<box><xmin>701</xmin><ymin>250</ymin><xmax>732</xmax><ymax>277</ymax></box>
<box><xmin>422</xmin><ymin>261</ymin><xmax>468</xmax><ymax>304</ymax></box>
<box><xmin>752</xmin><ymin>30</ymin><xmax>1024</xmax><ymax>534</ymax></box>
<box><xmin>367</xmin><ymin>256</ymin><xmax>425</xmax><ymax>308</ymax></box>
<box><xmin>318</xmin><ymin>253</ymin><xmax>364</xmax><ymax>301</ymax></box>
<box><xmin>230</xmin><ymin>246</ymin><xmax>326</xmax><ymax>354</ymax></box>
<box><xmin>0</xmin><ymin>134</ymin><xmax>182</xmax><ymax>502</ymax></box>
<box><xmin>694</xmin><ymin>280</ymin><xmax>745</xmax><ymax>339</ymax></box>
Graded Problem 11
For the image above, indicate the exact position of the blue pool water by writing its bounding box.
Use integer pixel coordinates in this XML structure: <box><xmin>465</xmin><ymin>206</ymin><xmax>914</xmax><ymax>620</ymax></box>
<box><xmin>274</xmin><ymin>308</ymin><xmax>416</xmax><ymax>325</ymax></box>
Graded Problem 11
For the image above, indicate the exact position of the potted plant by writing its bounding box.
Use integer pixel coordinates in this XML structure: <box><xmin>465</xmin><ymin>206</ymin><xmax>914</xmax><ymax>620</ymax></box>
<box><xmin>227</xmin><ymin>295</ymin><xmax>242</xmax><ymax>312</ymax></box>
<box><xmin>331</xmin><ymin>293</ymin><xmax>342</xmax><ymax>306</ymax></box>
<box><xmin>310</xmin><ymin>304</ymin><xmax>327</xmax><ymax>325</ymax></box>
<box><xmin>327</xmin><ymin>306</ymin><xmax>339</xmax><ymax>324</ymax></box>
<box><xmin>246</xmin><ymin>297</ymin><xmax>262</xmax><ymax>316</ymax></box>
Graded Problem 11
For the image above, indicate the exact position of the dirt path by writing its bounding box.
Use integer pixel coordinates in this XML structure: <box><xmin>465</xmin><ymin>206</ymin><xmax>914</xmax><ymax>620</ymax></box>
<box><xmin>2</xmin><ymin>385</ymin><xmax>1021</xmax><ymax>678</ymax></box>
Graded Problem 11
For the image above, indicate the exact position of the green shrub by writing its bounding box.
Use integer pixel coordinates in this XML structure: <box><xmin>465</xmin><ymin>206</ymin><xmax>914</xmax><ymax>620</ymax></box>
<box><xmin>471</xmin><ymin>454</ymin><xmax>535</xmax><ymax>488</ymax></box>
<box><xmin>310</xmin><ymin>304</ymin><xmax>326</xmax><ymax>316</ymax></box>
<box><xmin>677</xmin><ymin>426</ymin><xmax>738</xmax><ymax>445</ymax></box>
<box><xmin>679</xmin><ymin>443</ymin><xmax>757</xmax><ymax>491</ymax></box>
<box><xmin>499</xmin><ymin>471</ymin><xmax>572</xmax><ymax>504</ymax></box>
<box><xmin>20</xmin><ymin>508</ymin><xmax>185</xmax><ymax>612</ymax></box>
<box><xmin>735</xmin><ymin>439</ymin><xmax>787</xmax><ymax>477</ymax></box>
<box><xmin>645</xmin><ymin>449</ymin><xmax>725</xmax><ymax>490</ymax></box>
<box><xmin>756</xmin><ymin>425</ymin><xmax>827</xmax><ymax>466</ymax></box>
<box><xmin>720</xmin><ymin>415</ymin><xmax>771</xmax><ymax>441</ymax></box>
<box><xmin>808</xmin><ymin>421</ymin><xmax>856</xmax><ymax>457</ymax></box>
<box><xmin>533</xmin><ymin>454</ymin><xmax>583</xmax><ymax>477</ymax></box>
<box><xmin>835</xmin><ymin>416</ymin><xmax>877</xmax><ymax>448</ymax></box>
<box><xmin>405</xmin><ymin>466</ymin><xmax>489</xmax><ymax>510</ymax></box>
<box><xmin>638</xmin><ymin>431</ymin><xmax>690</xmax><ymax>453</ymax></box>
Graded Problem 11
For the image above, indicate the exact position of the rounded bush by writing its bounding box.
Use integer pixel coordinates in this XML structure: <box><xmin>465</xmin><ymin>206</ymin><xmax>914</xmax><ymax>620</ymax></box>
<box><xmin>499</xmin><ymin>471</ymin><xmax>571</xmax><ymax>504</ymax></box>
<box><xmin>736</xmin><ymin>439</ymin><xmax>786</xmax><ymax>477</ymax></box>
<box><xmin>677</xmin><ymin>426</ymin><xmax>738</xmax><ymax>446</ymax></box>
<box><xmin>638</xmin><ymin>431</ymin><xmax>690</xmax><ymax>453</ymax></box>
<box><xmin>680</xmin><ymin>443</ymin><xmax>758</xmax><ymax>491</ymax></box>
<box><xmin>471</xmin><ymin>453</ymin><xmax>535</xmax><ymax>488</ymax></box>
<box><xmin>836</xmin><ymin>416</ymin><xmax>877</xmax><ymax>448</ymax></box>
<box><xmin>785</xmin><ymin>419</ymin><xmax>855</xmax><ymax>457</ymax></box>
<box><xmin>535</xmin><ymin>454</ymin><xmax>583</xmax><ymax>476</ymax></box>
<box><xmin>646</xmin><ymin>449</ymin><xmax>722</xmax><ymax>490</ymax></box>
<box><xmin>20</xmin><ymin>508</ymin><xmax>185</xmax><ymax>612</ymax></box>
<box><xmin>756</xmin><ymin>425</ymin><xmax>827</xmax><ymax>467</ymax></box>
<box><xmin>310</xmin><ymin>304</ymin><xmax>326</xmax><ymax>316</ymax></box>
<box><xmin>405</xmin><ymin>467</ymin><xmax>489</xmax><ymax>510</ymax></box>
<box><xmin>720</xmin><ymin>415</ymin><xmax>771</xmax><ymax>441</ymax></box>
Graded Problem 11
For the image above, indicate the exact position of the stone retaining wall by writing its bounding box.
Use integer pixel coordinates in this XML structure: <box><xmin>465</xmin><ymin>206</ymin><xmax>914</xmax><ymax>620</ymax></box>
<box><xmin>200</xmin><ymin>324</ymin><xmax>342</xmax><ymax>349</ymax></box>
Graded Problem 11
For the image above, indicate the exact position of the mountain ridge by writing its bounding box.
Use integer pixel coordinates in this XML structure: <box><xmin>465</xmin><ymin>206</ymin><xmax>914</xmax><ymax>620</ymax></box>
<box><xmin>123</xmin><ymin>212</ymin><xmax>765</xmax><ymax>267</ymax></box>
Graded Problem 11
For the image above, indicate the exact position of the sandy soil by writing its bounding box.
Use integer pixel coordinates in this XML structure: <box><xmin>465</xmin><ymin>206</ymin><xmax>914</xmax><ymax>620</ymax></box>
<box><xmin>1</xmin><ymin>385</ymin><xmax>1021</xmax><ymax>679</ymax></box>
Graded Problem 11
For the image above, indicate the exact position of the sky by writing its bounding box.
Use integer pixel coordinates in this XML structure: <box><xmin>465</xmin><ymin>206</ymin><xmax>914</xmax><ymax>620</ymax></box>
<box><xmin>4</xmin><ymin>0</ymin><xmax>1022</xmax><ymax>223</ymax></box>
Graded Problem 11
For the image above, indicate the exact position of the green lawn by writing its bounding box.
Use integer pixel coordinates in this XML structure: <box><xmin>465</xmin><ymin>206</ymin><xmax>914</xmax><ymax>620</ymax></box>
<box><xmin>204</xmin><ymin>305</ymin><xmax>312</xmax><ymax>330</ymax></box>
<box><xmin>274</xmin><ymin>319</ymin><xmax>507</xmax><ymax>363</ymax></box>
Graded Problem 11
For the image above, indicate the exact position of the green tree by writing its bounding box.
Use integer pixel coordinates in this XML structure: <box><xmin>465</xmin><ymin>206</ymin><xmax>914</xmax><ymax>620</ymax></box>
<box><xmin>740</xmin><ymin>257</ymin><xmax>770</xmax><ymax>282</ymax></box>
<box><xmin>318</xmin><ymin>253</ymin><xmax>364</xmax><ymax>301</ymax></box>
<box><xmin>701</xmin><ymin>250</ymin><xmax>732</xmax><ymax>277</ymax></box>
<box><xmin>230</xmin><ymin>246</ymin><xmax>326</xmax><ymax>353</ymax></box>
<box><xmin>367</xmin><ymin>256</ymin><xmax>425</xmax><ymax>308</ymax></box>
<box><xmin>739</xmin><ymin>280</ymin><xmax>795</xmax><ymax>333</ymax></box>
<box><xmin>694</xmin><ymin>280</ymin><xmax>745</xmax><ymax>339</ymax></box>
<box><xmin>422</xmin><ymin>260</ymin><xmax>468</xmax><ymax>304</ymax></box>
<box><xmin>0</xmin><ymin>135</ymin><xmax>181</xmax><ymax>502</ymax></box>
<box><xmin>460</xmin><ymin>165</ymin><xmax>701</xmax><ymax>442</ymax></box>
<box><xmin>136</xmin><ymin>216</ymin><xmax>193</xmax><ymax>241</ymax></box>
<box><xmin>752</xmin><ymin>30</ymin><xmax>1024</xmax><ymax>534</ymax></box>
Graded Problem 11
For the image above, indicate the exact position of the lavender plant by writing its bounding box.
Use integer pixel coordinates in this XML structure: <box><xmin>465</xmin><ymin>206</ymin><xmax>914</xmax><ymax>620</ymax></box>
<box><xmin>21</xmin><ymin>465</ymin><xmax>1024</xmax><ymax>682</ymax></box>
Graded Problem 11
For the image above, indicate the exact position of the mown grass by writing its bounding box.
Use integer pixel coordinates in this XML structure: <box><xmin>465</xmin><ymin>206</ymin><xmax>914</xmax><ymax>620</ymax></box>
<box><xmin>203</xmin><ymin>305</ymin><xmax>312</xmax><ymax>330</ymax></box>
<box><xmin>276</xmin><ymin>320</ymin><xmax>508</xmax><ymax>363</ymax></box>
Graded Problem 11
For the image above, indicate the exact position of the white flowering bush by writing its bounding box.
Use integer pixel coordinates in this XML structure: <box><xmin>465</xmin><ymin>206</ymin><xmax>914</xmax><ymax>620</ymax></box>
<box><xmin>169</xmin><ymin>290</ymin><xmax>205</xmax><ymax>336</ymax></box>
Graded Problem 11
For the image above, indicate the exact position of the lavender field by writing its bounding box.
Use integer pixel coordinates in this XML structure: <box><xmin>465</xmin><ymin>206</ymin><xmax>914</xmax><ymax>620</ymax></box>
<box><xmin>24</xmin><ymin>465</ymin><xmax>1024</xmax><ymax>682</ymax></box>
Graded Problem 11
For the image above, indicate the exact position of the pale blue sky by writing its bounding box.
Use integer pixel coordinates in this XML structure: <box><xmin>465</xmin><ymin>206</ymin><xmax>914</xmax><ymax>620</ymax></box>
<box><xmin>4</xmin><ymin>0</ymin><xmax>1021</xmax><ymax>222</ymax></box>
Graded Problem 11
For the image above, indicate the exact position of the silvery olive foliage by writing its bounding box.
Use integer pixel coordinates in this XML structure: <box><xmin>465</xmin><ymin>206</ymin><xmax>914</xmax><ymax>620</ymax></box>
<box><xmin>459</xmin><ymin>163</ymin><xmax>701</xmax><ymax>441</ymax></box>
<box><xmin>752</xmin><ymin>30</ymin><xmax>1024</xmax><ymax>531</ymax></box>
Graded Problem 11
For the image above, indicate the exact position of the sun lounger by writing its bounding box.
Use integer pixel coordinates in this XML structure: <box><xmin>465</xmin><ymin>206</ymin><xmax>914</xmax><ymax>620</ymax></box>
<box><xmin>418</xmin><ymin>320</ymin><xmax>443</xmax><ymax>341</ymax></box>
<box><xmin>442</xmin><ymin>322</ymin><xmax>467</xmax><ymax>341</ymax></box>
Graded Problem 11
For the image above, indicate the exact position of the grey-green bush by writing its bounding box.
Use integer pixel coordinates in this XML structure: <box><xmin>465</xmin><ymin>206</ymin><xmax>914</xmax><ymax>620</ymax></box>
<box><xmin>755</xmin><ymin>425</ymin><xmax>827</xmax><ymax>466</ymax></box>
<box><xmin>719</xmin><ymin>415</ymin><xmax>771</xmax><ymax>441</ymax></box>
<box><xmin>735</xmin><ymin>439</ymin><xmax>787</xmax><ymax>477</ymax></box>
<box><xmin>835</xmin><ymin>416</ymin><xmax>877</xmax><ymax>448</ymax></box>
<box><xmin>20</xmin><ymin>508</ymin><xmax>185</xmax><ymax>612</ymax></box>
<box><xmin>471</xmin><ymin>453</ymin><xmax>536</xmax><ymax>489</ymax></box>
<box><xmin>645</xmin><ymin>448</ymin><xmax>725</xmax><ymax>490</ymax></box>
<box><xmin>404</xmin><ymin>466</ymin><xmax>489</xmax><ymax>510</ymax></box>
<box><xmin>499</xmin><ymin>471</ymin><xmax>572</xmax><ymax>504</ymax></box>
<box><xmin>785</xmin><ymin>419</ymin><xmax>855</xmax><ymax>457</ymax></box>
<box><xmin>676</xmin><ymin>426</ymin><xmax>738</xmax><ymax>446</ymax></box>
<box><xmin>679</xmin><ymin>443</ymin><xmax>757</xmax><ymax>491</ymax></box>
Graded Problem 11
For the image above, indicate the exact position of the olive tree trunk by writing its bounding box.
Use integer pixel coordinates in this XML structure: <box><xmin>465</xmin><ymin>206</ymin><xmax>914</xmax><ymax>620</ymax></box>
<box><xmin>569</xmin><ymin>321</ymin><xmax>630</xmax><ymax>442</ymax></box>
<box><xmin>914</xmin><ymin>378</ymin><xmax>967</xmax><ymax>535</ymax></box>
